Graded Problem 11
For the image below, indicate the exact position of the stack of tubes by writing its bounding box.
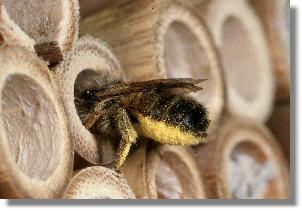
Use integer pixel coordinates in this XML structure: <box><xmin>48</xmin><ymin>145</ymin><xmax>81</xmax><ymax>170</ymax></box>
<box><xmin>0</xmin><ymin>0</ymin><xmax>290</xmax><ymax>199</ymax></box>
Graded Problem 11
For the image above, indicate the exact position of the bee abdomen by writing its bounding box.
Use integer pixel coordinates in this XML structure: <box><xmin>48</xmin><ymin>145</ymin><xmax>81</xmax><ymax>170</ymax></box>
<box><xmin>148</xmin><ymin>93</ymin><xmax>179</xmax><ymax>120</ymax></box>
<box><xmin>131</xmin><ymin>92</ymin><xmax>176</xmax><ymax>118</ymax></box>
<box><xmin>164</xmin><ymin>97</ymin><xmax>209</xmax><ymax>137</ymax></box>
<box><xmin>132</xmin><ymin>92</ymin><xmax>210</xmax><ymax>138</ymax></box>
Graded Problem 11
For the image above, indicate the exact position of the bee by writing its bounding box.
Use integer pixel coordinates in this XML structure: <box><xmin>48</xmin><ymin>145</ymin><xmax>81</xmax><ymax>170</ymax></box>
<box><xmin>75</xmin><ymin>77</ymin><xmax>210</xmax><ymax>169</ymax></box>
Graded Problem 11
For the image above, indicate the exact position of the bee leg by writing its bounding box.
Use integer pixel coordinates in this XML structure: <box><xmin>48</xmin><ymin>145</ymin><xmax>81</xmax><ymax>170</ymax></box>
<box><xmin>83</xmin><ymin>99</ymin><xmax>118</xmax><ymax>129</ymax></box>
<box><xmin>113</xmin><ymin>107</ymin><xmax>138</xmax><ymax>170</ymax></box>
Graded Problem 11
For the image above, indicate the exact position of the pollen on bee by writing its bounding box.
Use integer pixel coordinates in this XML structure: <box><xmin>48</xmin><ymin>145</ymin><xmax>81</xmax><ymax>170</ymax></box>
<box><xmin>135</xmin><ymin>113</ymin><xmax>204</xmax><ymax>146</ymax></box>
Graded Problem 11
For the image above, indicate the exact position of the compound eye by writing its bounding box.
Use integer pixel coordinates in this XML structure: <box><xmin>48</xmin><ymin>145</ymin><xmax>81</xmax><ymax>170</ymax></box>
<box><xmin>83</xmin><ymin>90</ymin><xmax>96</xmax><ymax>102</ymax></box>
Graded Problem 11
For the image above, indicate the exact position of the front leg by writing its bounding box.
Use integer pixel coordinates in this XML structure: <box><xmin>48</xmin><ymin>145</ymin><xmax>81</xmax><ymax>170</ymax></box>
<box><xmin>83</xmin><ymin>98</ymin><xmax>119</xmax><ymax>129</ymax></box>
<box><xmin>83</xmin><ymin>98</ymin><xmax>137</xmax><ymax>170</ymax></box>
<box><xmin>113</xmin><ymin>108</ymin><xmax>138</xmax><ymax>170</ymax></box>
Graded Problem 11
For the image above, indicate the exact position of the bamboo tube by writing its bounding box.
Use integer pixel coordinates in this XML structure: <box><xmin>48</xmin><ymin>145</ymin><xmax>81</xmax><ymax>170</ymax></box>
<box><xmin>63</xmin><ymin>166</ymin><xmax>135</xmax><ymax>199</ymax></box>
<box><xmin>178</xmin><ymin>0</ymin><xmax>210</xmax><ymax>8</ymax></box>
<box><xmin>79</xmin><ymin>0</ymin><xmax>119</xmax><ymax>18</ymax></box>
<box><xmin>267</xmin><ymin>103</ymin><xmax>290</xmax><ymax>163</ymax></box>
<box><xmin>249</xmin><ymin>0</ymin><xmax>290</xmax><ymax>102</ymax></box>
<box><xmin>120</xmin><ymin>142</ymin><xmax>157</xmax><ymax>199</ymax></box>
<box><xmin>193</xmin><ymin>0</ymin><xmax>275</xmax><ymax>122</ymax></box>
<box><xmin>0</xmin><ymin>0</ymin><xmax>79</xmax><ymax>64</ymax></box>
<box><xmin>193</xmin><ymin>117</ymin><xmax>289</xmax><ymax>199</ymax></box>
<box><xmin>0</xmin><ymin>46</ymin><xmax>73</xmax><ymax>199</ymax></box>
<box><xmin>79</xmin><ymin>0</ymin><xmax>207</xmax><ymax>18</ymax></box>
<box><xmin>55</xmin><ymin>35</ymin><xmax>123</xmax><ymax>166</ymax></box>
<box><xmin>80</xmin><ymin>0</ymin><xmax>225</xmax><ymax>136</ymax></box>
<box><xmin>73</xmin><ymin>151</ymin><xmax>94</xmax><ymax>172</ymax></box>
<box><xmin>121</xmin><ymin>141</ymin><xmax>206</xmax><ymax>199</ymax></box>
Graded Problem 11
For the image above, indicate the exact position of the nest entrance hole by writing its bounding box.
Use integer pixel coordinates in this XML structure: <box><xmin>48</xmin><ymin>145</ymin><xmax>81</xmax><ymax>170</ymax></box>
<box><xmin>164</xmin><ymin>21</ymin><xmax>212</xmax><ymax>103</ymax></box>
<box><xmin>1</xmin><ymin>74</ymin><xmax>60</xmax><ymax>180</ymax></box>
<box><xmin>227</xmin><ymin>141</ymin><xmax>277</xmax><ymax>199</ymax></box>
<box><xmin>73</xmin><ymin>69</ymin><xmax>119</xmax><ymax>164</ymax></box>
<box><xmin>155</xmin><ymin>151</ymin><xmax>198</xmax><ymax>199</ymax></box>
<box><xmin>221</xmin><ymin>17</ymin><xmax>260</xmax><ymax>102</ymax></box>
<box><xmin>3</xmin><ymin>0</ymin><xmax>63</xmax><ymax>44</ymax></box>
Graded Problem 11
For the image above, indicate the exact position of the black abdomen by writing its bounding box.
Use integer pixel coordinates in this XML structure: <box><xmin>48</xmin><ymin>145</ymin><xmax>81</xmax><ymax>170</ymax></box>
<box><xmin>129</xmin><ymin>92</ymin><xmax>210</xmax><ymax>137</ymax></box>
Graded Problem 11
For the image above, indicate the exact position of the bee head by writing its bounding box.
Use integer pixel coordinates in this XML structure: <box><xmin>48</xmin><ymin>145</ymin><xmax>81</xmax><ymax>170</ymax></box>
<box><xmin>82</xmin><ymin>90</ymin><xmax>96</xmax><ymax>102</ymax></box>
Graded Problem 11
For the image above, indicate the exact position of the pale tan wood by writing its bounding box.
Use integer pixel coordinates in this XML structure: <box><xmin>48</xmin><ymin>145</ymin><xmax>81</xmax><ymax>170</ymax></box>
<box><xmin>193</xmin><ymin>0</ymin><xmax>275</xmax><ymax>123</ymax></box>
<box><xmin>55</xmin><ymin>35</ymin><xmax>122</xmax><ymax>165</ymax></box>
<box><xmin>120</xmin><ymin>142</ymin><xmax>157</xmax><ymax>199</ymax></box>
<box><xmin>0</xmin><ymin>0</ymin><xmax>79</xmax><ymax>63</ymax></box>
<box><xmin>193</xmin><ymin>116</ymin><xmax>289</xmax><ymax>199</ymax></box>
<box><xmin>178</xmin><ymin>0</ymin><xmax>211</xmax><ymax>8</ymax></box>
<box><xmin>79</xmin><ymin>0</ymin><xmax>119</xmax><ymax>18</ymax></box>
<box><xmin>249</xmin><ymin>0</ymin><xmax>290</xmax><ymax>102</ymax></box>
<box><xmin>63</xmin><ymin>166</ymin><xmax>135</xmax><ymax>199</ymax></box>
<box><xmin>0</xmin><ymin>46</ymin><xmax>73</xmax><ymax>199</ymax></box>
<box><xmin>80</xmin><ymin>0</ymin><xmax>225</xmax><ymax>136</ymax></box>
<box><xmin>121</xmin><ymin>141</ymin><xmax>206</xmax><ymax>199</ymax></box>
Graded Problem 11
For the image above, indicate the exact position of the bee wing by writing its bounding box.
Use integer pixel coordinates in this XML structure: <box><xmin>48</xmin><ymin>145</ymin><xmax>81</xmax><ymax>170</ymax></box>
<box><xmin>95</xmin><ymin>78</ymin><xmax>206</xmax><ymax>99</ymax></box>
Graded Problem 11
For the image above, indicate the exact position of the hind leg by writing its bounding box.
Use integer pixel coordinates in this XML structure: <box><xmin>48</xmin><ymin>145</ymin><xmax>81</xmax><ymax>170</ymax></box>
<box><xmin>113</xmin><ymin>107</ymin><xmax>138</xmax><ymax>170</ymax></box>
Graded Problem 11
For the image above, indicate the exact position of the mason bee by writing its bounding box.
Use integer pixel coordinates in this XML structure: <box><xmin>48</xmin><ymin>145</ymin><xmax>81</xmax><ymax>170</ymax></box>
<box><xmin>75</xmin><ymin>77</ymin><xmax>210</xmax><ymax>169</ymax></box>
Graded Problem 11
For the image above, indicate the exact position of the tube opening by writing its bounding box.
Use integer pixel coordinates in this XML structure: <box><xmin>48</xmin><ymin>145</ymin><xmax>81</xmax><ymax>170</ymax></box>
<box><xmin>227</xmin><ymin>141</ymin><xmax>277</xmax><ymax>199</ymax></box>
<box><xmin>155</xmin><ymin>151</ymin><xmax>198</xmax><ymax>199</ymax></box>
<box><xmin>1</xmin><ymin>74</ymin><xmax>61</xmax><ymax>180</ymax></box>
<box><xmin>164</xmin><ymin>21</ymin><xmax>212</xmax><ymax>103</ymax></box>
<box><xmin>3</xmin><ymin>0</ymin><xmax>63</xmax><ymax>43</ymax></box>
<box><xmin>221</xmin><ymin>17</ymin><xmax>260</xmax><ymax>102</ymax></box>
<box><xmin>73</xmin><ymin>69</ymin><xmax>118</xmax><ymax>163</ymax></box>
